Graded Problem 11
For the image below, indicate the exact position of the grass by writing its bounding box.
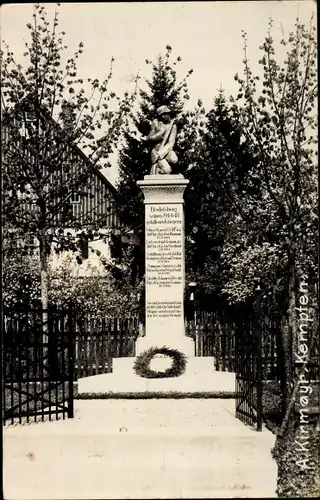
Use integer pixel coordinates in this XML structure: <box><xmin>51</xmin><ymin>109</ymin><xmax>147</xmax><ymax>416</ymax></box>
<box><xmin>76</xmin><ymin>390</ymin><xmax>237</xmax><ymax>399</ymax></box>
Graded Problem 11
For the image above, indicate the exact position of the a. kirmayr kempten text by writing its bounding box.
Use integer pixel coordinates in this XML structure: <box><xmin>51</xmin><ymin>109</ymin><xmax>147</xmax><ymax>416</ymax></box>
<box><xmin>294</xmin><ymin>276</ymin><xmax>314</xmax><ymax>471</ymax></box>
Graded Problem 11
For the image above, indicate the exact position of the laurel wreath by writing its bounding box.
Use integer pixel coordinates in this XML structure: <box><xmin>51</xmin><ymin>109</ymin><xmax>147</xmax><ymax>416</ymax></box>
<box><xmin>133</xmin><ymin>346</ymin><xmax>187</xmax><ymax>379</ymax></box>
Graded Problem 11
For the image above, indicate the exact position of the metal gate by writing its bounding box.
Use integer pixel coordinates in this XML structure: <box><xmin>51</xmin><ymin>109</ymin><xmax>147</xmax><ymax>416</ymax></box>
<box><xmin>235</xmin><ymin>296</ymin><xmax>263</xmax><ymax>431</ymax></box>
<box><xmin>3</xmin><ymin>304</ymin><xmax>74</xmax><ymax>424</ymax></box>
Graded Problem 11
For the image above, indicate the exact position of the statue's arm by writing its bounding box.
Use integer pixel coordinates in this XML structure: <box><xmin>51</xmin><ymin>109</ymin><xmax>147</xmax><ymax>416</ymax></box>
<box><xmin>145</xmin><ymin>119</ymin><xmax>165</xmax><ymax>143</ymax></box>
<box><xmin>157</xmin><ymin>123</ymin><xmax>177</xmax><ymax>159</ymax></box>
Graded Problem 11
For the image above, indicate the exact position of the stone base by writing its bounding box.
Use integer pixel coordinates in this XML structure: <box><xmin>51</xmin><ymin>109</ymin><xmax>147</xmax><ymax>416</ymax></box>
<box><xmin>113</xmin><ymin>356</ymin><xmax>216</xmax><ymax>376</ymax></box>
<box><xmin>135</xmin><ymin>336</ymin><xmax>195</xmax><ymax>357</ymax></box>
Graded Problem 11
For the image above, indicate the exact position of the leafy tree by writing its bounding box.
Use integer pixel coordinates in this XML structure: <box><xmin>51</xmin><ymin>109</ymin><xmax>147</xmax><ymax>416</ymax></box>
<box><xmin>115</xmin><ymin>46</ymin><xmax>203</xmax><ymax>283</ymax></box>
<box><xmin>2</xmin><ymin>247</ymin><xmax>40</xmax><ymax>308</ymax></box>
<box><xmin>2</xmin><ymin>248</ymin><xmax>141</xmax><ymax>317</ymax></box>
<box><xmin>48</xmin><ymin>254</ymin><xmax>142</xmax><ymax>317</ymax></box>
<box><xmin>1</xmin><ymin>4</ymin><xmax>136</xmax><ymax>316</ymax></box>
<box><xmin>224</xmin><ymin>17</ymin><xmax>317</xmax><ymax>413</ymax></box>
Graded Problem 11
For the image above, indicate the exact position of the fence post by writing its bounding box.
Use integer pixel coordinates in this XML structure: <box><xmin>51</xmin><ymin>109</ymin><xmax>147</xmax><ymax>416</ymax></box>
<box><xmin>255</xmin><ymin>286</ymin><xmax>263</xmax><ymax>431</ymax></box>
<box><xmin>67</xmin><ymin>304</ymin><xmax>74</xmax><ymax>419</ymax></box>
<box><xmin>107</xmin><ymin>318</ymin><xmax>112</xmax><ymax>372</ymax></box>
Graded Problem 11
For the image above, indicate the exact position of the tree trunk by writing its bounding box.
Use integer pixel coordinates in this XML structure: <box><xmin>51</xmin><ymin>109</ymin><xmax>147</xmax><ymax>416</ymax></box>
<box><xmin>279</xmin><ymin>250</ymin><xmax>297</xmax><ymax>433</ymax></box>
<box><xmin>275</xmin><ymin>314</ymin><xmax>286</xmax><ymax>416</ymax></box>
<box><xmin>39</xmin><ymin>231</ymin><xmax>59</xmax><ymax>380</ymax></box>
<box><xmin>39</xmin><ymin>232</ymin><xmax>49</xmax><ymax>342</ymax></box>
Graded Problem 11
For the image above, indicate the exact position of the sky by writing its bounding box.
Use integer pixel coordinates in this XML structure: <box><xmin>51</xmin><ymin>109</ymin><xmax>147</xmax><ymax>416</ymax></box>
<box><xmin>1</xmin><ymin>1</ymin><xmax>316</xmax><ymax>185</ymax></box>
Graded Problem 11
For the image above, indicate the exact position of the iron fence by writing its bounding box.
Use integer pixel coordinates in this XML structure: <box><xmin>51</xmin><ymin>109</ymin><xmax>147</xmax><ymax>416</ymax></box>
<box><xmin>73</xmin><ymin>315</ymin><xmax>139</xmax><ymax>379</ymax></box>
<box><xmin>186</xmin><ymin>311</ymin><xmax>236</xmax><ymax>371</ymax></box>
<box><xmin>3</xmin><ymin>304</ymin><xmax>74</xmax><ymax>424</ymax></box>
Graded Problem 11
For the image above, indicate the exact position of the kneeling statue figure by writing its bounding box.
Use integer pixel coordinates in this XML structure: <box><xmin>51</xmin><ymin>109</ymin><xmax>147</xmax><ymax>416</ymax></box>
<box><xmin>144</xmin><ymin>105</ymin><xmax>178</xmax><ymax>175</ymax></box>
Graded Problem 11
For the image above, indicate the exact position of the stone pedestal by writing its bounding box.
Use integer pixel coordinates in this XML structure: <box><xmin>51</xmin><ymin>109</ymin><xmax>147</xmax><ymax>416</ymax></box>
<box><xmin>136</xmin><ymin>174</ymin><xmax>194</xmax><ymax>357</ymax></box>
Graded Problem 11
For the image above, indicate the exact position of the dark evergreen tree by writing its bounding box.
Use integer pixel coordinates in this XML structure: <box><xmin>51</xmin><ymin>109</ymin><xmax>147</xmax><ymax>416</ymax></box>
<box><xmin>114</xmin><ymin>46</ymin><xmax>198</xmax><ymax>283</ymax></box>
<box><xmin>185</xmin><ymin>89</ymin><xmax>257</xmax><ymax>309</ymax></box>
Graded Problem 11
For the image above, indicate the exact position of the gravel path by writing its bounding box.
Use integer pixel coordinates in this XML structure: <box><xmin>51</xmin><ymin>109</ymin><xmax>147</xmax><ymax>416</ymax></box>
<box><xmin>4</xmin><ymin>398</ymin><xmax>239</xmax><ymax>431</ymax></box>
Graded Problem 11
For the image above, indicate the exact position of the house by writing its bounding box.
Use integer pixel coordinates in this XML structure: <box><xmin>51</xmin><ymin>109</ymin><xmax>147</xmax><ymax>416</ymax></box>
<box><xmin>2</xmin><ymin>93</ymin><xmax>123</xmax><ymax>277</ymax></box>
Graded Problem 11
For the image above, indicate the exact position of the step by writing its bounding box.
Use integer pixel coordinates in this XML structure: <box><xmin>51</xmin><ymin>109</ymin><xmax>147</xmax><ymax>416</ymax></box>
<box><xmin>4</xmin><ymin>423</ymin><xmax>276</xmax><ymax>446</ymax></box>
<box><xmin>113</xmin><ymin>355</ymin><xmax>216</xmax><ymax>375</ymax></box>
<box><xmin>3</xmin><ymin>464</ymin><xmax>277</xmax><ymax>499</ymax></box>
<box><xmin>4</xmin><ymin>430</ymin><xmax>277</xmax><ymax>499</ymax></box>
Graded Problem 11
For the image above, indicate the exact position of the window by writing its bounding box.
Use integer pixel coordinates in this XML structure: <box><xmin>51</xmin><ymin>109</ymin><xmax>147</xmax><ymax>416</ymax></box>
<box><xmin>25</xmin><ymin>111</ymin><xmax>35</xmax><ymax>124</ymax></box>
<box><xmin>80</xmin><ymin>239</ymin><xmax>89</xmax><ymax>260</ymax></box>
<box><xmin>20</xmin><ymin>111</ymin><xmax>36</xmax><ymax>138</ymax></box>
<box><xmin>70</xmin><ymin>192</ymin><xmax>81</xmax><ymax>204</ymax></box>
<box><xmin>3</xmin><ymin>232</ymin><xmax>38</xmax><ymax>256</ymax></box>
<box><xmin>17</xmin><ymin>183</ymin><xmax>36</xmax><ymax>202</ymax></box>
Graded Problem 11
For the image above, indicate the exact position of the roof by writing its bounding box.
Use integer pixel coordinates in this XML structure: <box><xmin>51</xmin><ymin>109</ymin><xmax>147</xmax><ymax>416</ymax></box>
<box><xmin>2</xmin><ymin>93</ymin><xmax>118</xmax><ymax>196</ymax></box>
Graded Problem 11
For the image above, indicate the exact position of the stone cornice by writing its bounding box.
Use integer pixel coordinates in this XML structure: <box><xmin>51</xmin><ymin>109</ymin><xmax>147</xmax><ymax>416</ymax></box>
<box><xmin>137</xmin><ymin>175</ymin><xmax>189</xmax><ymax>204</ymax></box>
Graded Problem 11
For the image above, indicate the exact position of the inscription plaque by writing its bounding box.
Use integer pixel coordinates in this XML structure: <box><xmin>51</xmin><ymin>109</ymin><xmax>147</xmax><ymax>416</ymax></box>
<box><xmin>145</xmin><ymin>204</ymin><xmax>184</xmax><ymax>322</ymax></box>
